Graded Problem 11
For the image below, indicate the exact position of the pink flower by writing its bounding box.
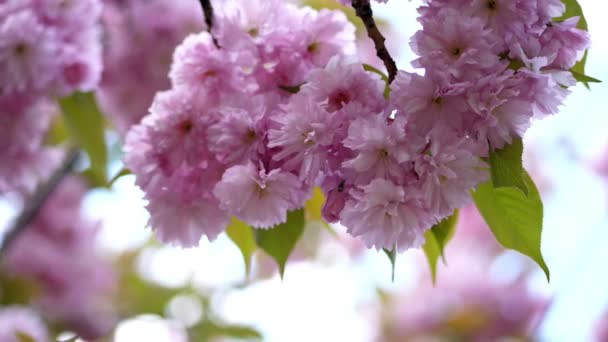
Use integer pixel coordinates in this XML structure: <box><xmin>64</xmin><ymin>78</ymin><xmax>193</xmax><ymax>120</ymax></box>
<box><xmin>98</xmin><ymin>0</ymin><xmax>203</xmax><ymax>134</ymax></box>
<box><xmin>540</xmin><ymin>17</ymin><xmax>590</xmax><ymax>70</ymax></box>
<box><xmin>413</xmin><ymin>128</ymin><xmax>488</xmax><ymax>218</ymax></box>
<box><xmin>0</xmin><ymin>96</ymin><xmax>61</xmax><ymax>194</ymax></box>
<box><xmin>54</xmin><ymin>37</ymin><xmax>102</xmax><ymax>95</ymax></box>
<box><xmin>141</xmin><ymin>160</ymin><xmax>229</xmax><ymax>246</ymax></box>
<box><xmin>411</xmin><ymin>8</ymin><xmax>502</xmax><ymax>79</ymax></box>
<box><xmin>594</xmin><ymin>311</ymin><xmax>608</xmax><ymax>342</ymax></box>
<box><xmin>268</xmin><ymin>95</ymin><xmax>335</xmax><ymax>183</ymax></box>
<box><xmin>214</xmin><ymin>162</ymin><xmax>306</xmax><ymax>228</ymax></box>
<box><xmin>464</xmin><ymin>71</ymin><xmax>535</xmax><ymax>151</ymax></box>
<box><xmin>302</xmin><ymin>57</ymin><xmax>386</xmax><ymax>115</ymax></box>
<box><xmin>0</xmin><ymin>0</ymin><xmax>102</xmax><ymax>96</ymax></box>
<box><xmin>5</xmin><ymin>177</ymin><xmax>116</xmax><ymax>339</ymax></box>
<box><xmin>343</xmin><ymin>114</ymin><xmax>411</xmax><ymax>184</ymax></box>
<box><xmin>294</xmin><ymin>8</ymin><xmax>356</xmax><ymax>67</ymax></box>
<box><xmin>341</xmin><ymin>178</ymin><xmax>431</xmax><ymax>250</ymax></box>
<box><xmin>169</xmin><ymin>32</ymin><xmax>242</xmax><ymax>97</ymax></box>
<box><xmin>391</xmin><ymin>70</ymin><xmax>470</xmax><ymax>135</ymax></box>
<box><xmin>34</xmin><ymin>0</ymin><xmax>103</xmax><ymax>35</ymax></box>
<box><xmin>207</xmin><ymin>95</ymin><xmax>271</xmax><ymax>165</ymax></box>
<box><xmin>147</xmin><ymin>183</ymin><xmax>230</xmax><ymax>246</ymax></box>
<box><xmin>0</xmin><ymin>307</ymin><xmax>49</xmax><ymax>342</ymax></box>
<box><xmin>537</xmin><ymin>0</ymin><xmax>566</xmax><ymax>22</ymax></box>
<box><xmin>467</xmin><ymin>0</ymin><xmax>540</xmax><ymax>41</ymax></box>
<box><xmin>0</xmin><ymin>10</ymin><xmax>57</xmax><ymax>94</ymax></box>
<box><xmin>125</xmin><ymin>89</ymin><xmax>216</xmax><ymax>178</ymax></box>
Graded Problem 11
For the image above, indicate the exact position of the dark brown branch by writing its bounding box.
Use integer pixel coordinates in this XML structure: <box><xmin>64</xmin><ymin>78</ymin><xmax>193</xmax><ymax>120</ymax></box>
<box><xmin>199</xmin><ymin>0</ymin><xmax>219</xmax><ymax>47</ymax></box>
<box><xmin>0</xmin><ymin>149</ymin><xmax>80</xmax><ymax>255</ymax></box>
<box><xmin>352</xmin><ymin>0</ymin><xmax>398</xmax><ymax>83</ymax></box>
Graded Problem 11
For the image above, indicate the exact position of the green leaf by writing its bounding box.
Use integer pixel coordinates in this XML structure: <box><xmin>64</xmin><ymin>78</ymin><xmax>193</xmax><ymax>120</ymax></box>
<box><xmin>489</xmin><ymin>137</ymin><xmax>528</xmax><ymax>195</ymax></box>
<box><xmin>422</xmin><ymin>210</ymin><xmax>459</xmax><ymax>283</ymax></box>
<box><xmin>225</xmin><ymin>218</ymin><xmax>257</xmax><ymax>275</ymax></box>
<box><xmin>362</xmin><ymin>63</ymin><xmax>389</xmax><ymax>83</ymax></box>
<box><xmin>190</xmin><ymin>320</ymin><xmax>262</xmax><ymax>341</ymax></box>
<box><xmin>58</xmin><ymin>92</ymin><xmax>108</xmax><ymax>186</ymax></box>
<box><xmin>254</xmin><ymin>209</ymin><xmax>305</xmax><ymax>277</ymax></box>
<box><xmin>45</xmin><ymin>114</ymin><xmax>69</xmax><ymax>145</ymax></box>
<box><xmin>305</xmin><ymin>187</ymin><xmax>325</xmax><ymax>222</ymax></box>
<box><xmin>472</xmin><ymin>171</ymin><xmax>550</xmax><ymax>281</ymax></box>
<box><xmin>362</xmin><ymin>63</ymin><xmax>390</xmax><ymax>98</ymax></box>
<box><xmin>571</xmin><ymin>69</ymin><xmax>602</xmax><ymax>84</ymax></box>
<box><xmin>382</xmin><ymin>247</ymin><xmax>397</xmax><ymax>282</ymax></box>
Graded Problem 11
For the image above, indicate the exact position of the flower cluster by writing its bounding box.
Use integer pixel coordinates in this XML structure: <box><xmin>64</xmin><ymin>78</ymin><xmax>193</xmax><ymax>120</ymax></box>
<box><xmin>125</xmin><ymin>0</ymin><xmax>589</xmax><ymax>251</ymax></box>
<box><xmin>125</xmin><ymin>0</ymin><xmax>356</xmax><ymax>246</ymax></box>
<box><xmin>4</xmin><ymin>177</ymin><xmax>116</xmax><ymax>339</ymax></box>
<box><xmin>0</xmin><ymin>0</ymin><xmax>103</xmax><ymax>193</ymax></box>
<box><xmin>98</xmin><ymin>0</ymin><xmax>203</xmax><ymax>135</ymax></box>
<box><xmin>0</xmin><ymin>95</ymin><xmax>61</xmax><ymax>194</ymax></box>
<box><xmin>0</xmin><ymin>0</ymin><xmax>102</xmax><ymax>98</ymax></box>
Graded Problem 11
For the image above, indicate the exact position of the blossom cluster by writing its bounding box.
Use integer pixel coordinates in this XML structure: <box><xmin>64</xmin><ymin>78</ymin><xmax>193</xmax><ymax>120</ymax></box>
<box><xmin>3</xmin><ymin>177</ymin><xmax>116</xmax><ymax>339</ymax></box>
<box><xmin>98</xmin><ymin>0</ymin><xmax>203</xmax><ymax>135</ymax></box>
<box><xmin>125</xmin><ymin>0</ymin><xmax>589</xmax><ymax>251</ymax></box>
<box><xmin>0</xmin><ymin>0</ymin><xmax>103</xmax><ymax>193</ymax></box>
<box><xmin>0</xmin><ymin>0</ymin><xmax>102</xmax><ymax>98</ymax></box>
<box><xmin>0</xmin><ymin>95</ymin><xmax>61</xmax><ymax>193</ymax></box>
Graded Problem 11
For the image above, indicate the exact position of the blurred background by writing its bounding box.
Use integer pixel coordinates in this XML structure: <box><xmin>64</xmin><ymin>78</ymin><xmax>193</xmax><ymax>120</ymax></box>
<box><xmin>1</xmin><ymin>0</ymin><xmax>608</xmax><ymax>341</ymax></box>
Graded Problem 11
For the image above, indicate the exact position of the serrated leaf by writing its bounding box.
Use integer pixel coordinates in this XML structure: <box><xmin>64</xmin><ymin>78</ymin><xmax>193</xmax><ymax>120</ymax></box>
<box><xmin>226</xmin><ymin>217</ymin><xmax>257</xmax><ymax>275</ymax></box>
<box><xmin>472</xmin><ymin>171</ymin><xmax>550</xmax><ymax>281</ymax></box>
<box><xmin>489</xmin><ymin>137</ymin><xmax>528</xmax><ymax>195</ymax></box>
<box><xmin>422</xmin><ymin>210</ymin><xmax>459</xmax><ymax>283</ymax></box>
<box><xmin>382</xmin><ymin>247</ymin><xmax>397</xmax><ymax>282</ymax></box>
<box><xmin>571</xmin><ymin>70</ymin><xmax>601</xmax><ymax>84</ymax></box>
<box><xmin>58</xmin><ymin>92</ymin><xmax>108</xmax><ymax>186</ymax></box>
<box><xmin>254</xmin><ymin>209</ymin><xmax>305</xmax><ymax>278</ymax></box>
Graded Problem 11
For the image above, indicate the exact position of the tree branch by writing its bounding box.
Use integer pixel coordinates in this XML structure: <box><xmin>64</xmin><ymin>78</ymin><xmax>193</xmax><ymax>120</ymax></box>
<box><xmin>352</xmin><ymin>0</ymin><xmax>398</xmax><ymax>83</ymax></box>
<box><xmin>0</xmin><ymin>149</ymin><xmax>80</xmax><ymax>255</ymax></box>
<box><xmin>199</xmin><ymin>0</ymin><xmax>219</xmax><ymax>47</ymax></box>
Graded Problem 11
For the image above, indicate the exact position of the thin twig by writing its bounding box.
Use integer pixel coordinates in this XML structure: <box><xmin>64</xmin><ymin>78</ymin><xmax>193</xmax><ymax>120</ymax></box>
<box><xmin>0</xmin><ymin>149</ymin><xmax>80</xmax><ymax>255</ymax></box>
<box><xmin>199</xmin><ymin>0</ymin><xmax>219</xmax><ymax>47</ymax></box>
<box><xmin>352</xmin><ymin>0</ymin><xmax>398</xmax><ymax>83</ymax></box>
